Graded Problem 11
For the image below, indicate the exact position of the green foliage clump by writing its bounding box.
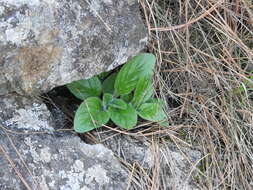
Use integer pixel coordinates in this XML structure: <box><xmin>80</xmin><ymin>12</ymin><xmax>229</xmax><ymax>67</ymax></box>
<box><xmin>67</xmin><ymin>53</ymin><xmax>168</xmax><ymax>133</ymax></box>
<box><xmin>233</xmin><ymin>70</ymin><xmax>253</xmax><ymax>99</ymax></box>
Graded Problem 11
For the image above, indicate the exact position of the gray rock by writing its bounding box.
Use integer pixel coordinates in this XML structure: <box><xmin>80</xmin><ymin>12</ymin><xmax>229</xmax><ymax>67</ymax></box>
<box><xmin>101</xmin><ymin>134</ymin><xmax>153</xmax><ymax>168</ymax></box>
<box><xmin>0</xmin><ymin>94</ymin><xmax>129</xmax><ymax>190</ymax></box>
<box><xmin>0</xmin><ymin>70</ymin><xmax>10</xmax><ymax>95</ymax></box>
<box><xmin>0</xmin><ymin>133</ymin><xmax>129</xmax><ymax>190</ymax></box>
<box><xmin>0</xmin><ymin>94</ymin><xmax>56</xmax><ymax>132</ymax></box>
<box><xmin>159</xmin><ymin>144</ymin><xmax>201</xmax><ymax>190</ymax></box>
<box><xmin>0</xmin><ymin>0</ymin><xmax>147</xmax><ymax>95</ymax></box>
<box><xmin>99</xmin><ymin>132</ymin><xmax>201</xmax><ymax>190</ymax></box>
<box><xmin>246</xmin><ymin>61</ymin><xmax>253</xmax><ymax>72</ymax></box>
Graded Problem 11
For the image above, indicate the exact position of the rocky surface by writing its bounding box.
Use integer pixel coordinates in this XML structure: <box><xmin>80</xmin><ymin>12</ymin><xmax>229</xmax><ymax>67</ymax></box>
<box><xmin>0</xmin><ymin>94</ymin><xmax>56</xmax><ymax>132</ymax></box>
<box><xmin>102</xmin><ymin>134</ymin><xmax>153</xmax><ymax>168</ymax></box>
<box><xmin>99</xmin><ymin>133</ymin><xmax>201</xmax><ymax>190</ymax></box>
<box><xmin>0</xmin><ymin>0</ymin><xmax>147</xmax><ymax>95</ymax></box>
<box><xmin>159</xmin><ymin>144</ymin><xmax>201</xmax><ymax>190</ymax></box>
<box><xmin>0</xmin><ymin>94</ymin><xmax>129</xmax><ymax>190</ymax></box>
<box><xmin>0</xmin><ymin>133</ymin><xmax>129</xmax><ymax>190</ymax></box>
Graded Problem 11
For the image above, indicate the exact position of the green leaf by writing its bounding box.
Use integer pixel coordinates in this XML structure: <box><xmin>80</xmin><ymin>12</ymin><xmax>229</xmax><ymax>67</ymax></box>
<box><xmin>121</xmin><ymin>93</ymin><xmax>133</xmax><ymax>103</ymax></box>
<box><xmin>103</xmin><ymin>93</ymin><xmax>127</xmax><ymax>110</ymax></box>
<box><xmin>110</xmin><ymin>99</ymin><xmax>127</xmax><ymax>110</ymax></box>
<box><xmin>115</xmin><ymin>53</ymin><xmax>156</xmax><ymax>95</ymax></box>
<box><xmin>159</xmin><ymin>120</ymin><xmax>169</xmax><ymax>127</ymax></box>
<box><xmin>98</xmin><ymin>71</ymin><xmax>110</xmax><ymax>80</ymax></box>
<box><xmin>132</xmin><ymin>75</ymin><xmax>153</xmax><ymax>108</ymax></box>
<box><xmin>67</xmin><ymin>77</ymin><xmax>102</xmax><ymax>100</ymax></box>
<box><xmin>74</xmin><ymin>97</ymin><xmax>109</xmax><ymax>133</ymax></box>
<box><xmin>146</xmin><ymin>98</ymin><xmax>165</xmax><ymax>105</ymax></box>
<box><xmin>138</xmin><ymin>103</ymin><xmax>167</xmax><ymax>122</ymax></box>
<box><xmin>103</xmin><ymin>93</ymin><xmax>114</xmax><ymax>109</ymax></box>
<box><xmin>109</xmin><ymin>104</ymin><xmax>137</xmax><ymax>129</ymax></box>
<box><xmin>102</xmin><ymin>73</ymin><xmax>117</xmax><ymax>94</ymax></box>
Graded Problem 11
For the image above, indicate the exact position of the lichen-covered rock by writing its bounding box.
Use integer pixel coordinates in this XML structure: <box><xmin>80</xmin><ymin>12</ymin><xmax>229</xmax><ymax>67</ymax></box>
<box><xmin>0</xmin><ymin>133</ymin><xmax>129</xmax><ymax>190</ymax></box>
<box><xmin>0</xmin><ymin>93</ymin><xmax>129</xmax><ymax>189</ymax></box>
<box><xmin>0</xmin><ymin>94</ymin><xmax>56</xmax><ymax>132</ymax></box>
<box><xmin>159</xmin><ymin>144</ymin><xmax>201</xmax><ymax>190</ymax></box>
<box><xmin>98</xmin><ymin>133</ymin><xmax>201</xmax><ymax>190</ymax></box>
<box><xmin>0</xmin><ymin>0</ymin><xmax>147</xmax><ymax>95</ymax></box>
<box><xmin>0</xmin><ymin>70</ymin><xmax>9</xmax><ymax>95</ymax></box>
<box><xmin>102</xmin><ymin>134</ymin><xmax>153</xmax><ymax>168</ymax></box>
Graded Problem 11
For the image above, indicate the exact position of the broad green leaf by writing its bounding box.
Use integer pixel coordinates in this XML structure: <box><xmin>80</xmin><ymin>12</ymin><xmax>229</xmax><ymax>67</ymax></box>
<box><xmin>102</xmin><ymin>73</ymin><xmax>117</xmax><ymax>94</ymax></box>
<box><xmin>110</xmin><ymin>99</ymin><xmax>127</xmax><ymax>110</ymax></box>
<box><xmin>121</xmin><ymin>93</ymin><xmax>133</xmax><ymax>103</ymax></box>
<box><xmin>146</xmin><ymin>98</ymin><xmax>165</xmax><ymax>105</ymax></box>
<box><xmin>109</xmin><ymin>104</ymin><xmax>137</xmax><ymax>129</ymax></box>
<box><xmin>67</xmin><ymin>77</ymin><xmax>102</xmax><ymax>100</ymax></box>
<box><xmin>115</xmin><ymin>53</ymin><xmax>156</xmax><ymax>95</ymax></box>
<box><xmin>103</xmin><ymin>93</ymin><xmax>113</xmax><ymax>107</ymax></box>
<box><xmin>103</xmin><ymin>93</ymin><xmax>127</xmax><ymax>110</ymax></box>
<box><xmin>138</xmin><ymin>103</ymin><xmax>167</xmax><ymax>122</ymax></box>
<box><xmin>98</xmin><ymin>71</ymin><xmax>110</xmax><ymax>80</ymax></box>
<box><xmin>132</xmin><ymin>75</ymin><xmax>153</xmax><ymax>108</ymax></box>
<box><xmin>74</xmin><ymin>97</ymin><xmax>109</xmax><ymax>133</ymax></box>
<box><xmin>159</xmin><ymin>120</ymin><xmax>169</xmax><ymax>127</ymax></box>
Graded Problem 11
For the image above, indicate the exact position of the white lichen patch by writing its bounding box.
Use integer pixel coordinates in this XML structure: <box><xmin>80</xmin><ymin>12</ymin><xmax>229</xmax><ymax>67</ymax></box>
<box><xmin>58</xmin><ymin>160</ymin><xmax>86</xmax><ymax>190</ymax></box>
<box><xmin>40</xmin><ymin>147</ymin><xmax>52</xmax><ymax>163</ymax></box>
<box><xmin>128</xmin><ymin>0</ymin><xmax>137</xmax><ymax>6</ymax></box>
<box><xmin>73</xmin><ymin>160</ymin><xmax>84</xmax><ymax>172</ymax></box>
<box><xmin>80</xmin><ymin>144</ymin><xmax>113</xmax><ymax>158</ymax></box>
<box><xmin>0</xmin><ymin>0</ymin><xmax>40</xmax><ymax>7</ymax></box>
<box><xmin>89</xmin><ymin>1</ymin><xmax>101</xmax><ymax>12</ymax></box>
<box><xmin>23</xmin><ymin>137</ymin><xmax>41</xmax><ymax>163</ymax></box>
<box><xmin>85</xmin><ymin>165</ymin><xmax>109</xmax><ymax>186</ymax></box>
<box><xmin>42</xmin><ymin>0</ymin><xmax>56</xmax><ymax>5</ymax></box>
<box><xmin>5</xmin><ymin>26</ymin><xmax>30</xmax><ymax>45</ymax></box>
<box><xmin>4</xmin><ymin>102</ymin><xmax>54</xmax><ymax>131</ymax></box>
<box><xmin>103</xmin><ymin>0</ymin><xmax>112</xmax><ymax>4</ymax></box>
<box><xmin>48</xmin><ymin>180</ymin><xmax>55</xmax><ymax>189</ymax></box>
<box><xmin>0</xmin><ymin>5</ymin><xmax>5</xmax><ymax>15</ymax></box>
<box><xmin>139</xmin><ymin>36</ymin><xmax>148</xmax><ymax>44</ymax></box>
<box><xmin>80</xmin><ymin>185</ymin><xmax>90</xmax><ymax>190</ymax></box>
<box><xmin>4</xmin><ymin>11</ymin><xmax>32</xmax><ymax>45</ymax></box>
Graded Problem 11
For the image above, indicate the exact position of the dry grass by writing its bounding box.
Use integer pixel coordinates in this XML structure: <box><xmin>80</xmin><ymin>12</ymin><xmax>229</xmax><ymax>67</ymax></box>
<box><xmin>139</xmin><ymin>0</ymin><xmax>253</xmax><ymax>189</ymax></box>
